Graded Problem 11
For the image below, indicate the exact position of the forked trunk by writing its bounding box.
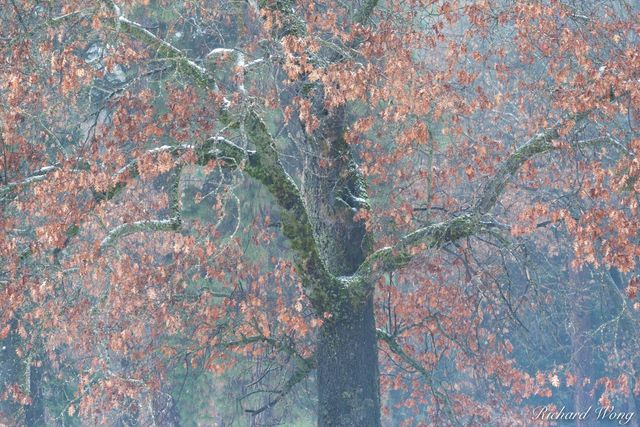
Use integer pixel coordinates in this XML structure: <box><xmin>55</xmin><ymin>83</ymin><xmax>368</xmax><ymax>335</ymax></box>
<box><xmin>300</xmin><ymin>102</ymin><xmax>381</xmax><ymax>425</ymax></box>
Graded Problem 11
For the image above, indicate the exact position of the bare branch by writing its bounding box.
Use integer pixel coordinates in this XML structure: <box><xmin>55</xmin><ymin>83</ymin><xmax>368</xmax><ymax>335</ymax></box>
<box><xmin>244</xmin><ymin>355</ymin><xmax>313</xmax><ymax>415</ymax></box>
<box><xmin>206</xmin><ymin>47</ymin><xmax>236</xmax><ymax>59</ymax></box>
<box><xmin>376</xmin><ymin>329</ymin><xmax>458</xmax><ymax>422</ymax></box>
<box><xmin>215</xmin><ymin>332</ymin><xmax>314</xmax><ymax>415</ymax></box>
<box><xmin>376</xmin><ymin>329</ymin><xmax>431</xmax><ymax>378</ymax></box>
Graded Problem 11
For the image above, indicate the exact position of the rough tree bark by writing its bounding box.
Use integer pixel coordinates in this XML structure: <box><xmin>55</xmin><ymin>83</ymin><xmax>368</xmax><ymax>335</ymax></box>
<box><xmin>317</xmin><ymin>296</ymin><xmax>380</xmax><ymax>426</ymax></box>
<box><xmin>569</xmin><ymin>266</ymin><xmax>594</xmax><ymax>427</ymax></box>
<box><xmin>0</xmin><ymin>321</ymin><xmax>20</xmax><ymax>423</ymax></box>
<box><xmin>24</xmin><ymin>357</ymin><xmax>45</xmax><ymax>427</ymax></box>
<box><xmin>301</xmin><ymin>106</ymin><xmax>381</xmax><ymax>425</ymax></box>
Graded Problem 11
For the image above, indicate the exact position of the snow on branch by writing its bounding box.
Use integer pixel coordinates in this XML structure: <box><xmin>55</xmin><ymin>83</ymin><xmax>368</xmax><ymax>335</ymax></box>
<box><xmin>352</xmin><ymin>126</ymin><xmax>631</xmax><ymax>286</ymax></box>
<box><xmin>99</xmin><ymin>217</ymin><xmax>181</xmax><ymax>251</ymax></box>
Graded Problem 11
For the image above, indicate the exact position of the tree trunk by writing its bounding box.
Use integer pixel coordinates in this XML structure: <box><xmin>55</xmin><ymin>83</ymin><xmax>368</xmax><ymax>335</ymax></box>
<box><xmin>299</xmin><ymin>87</ymin><xmax>381</xmax><ymax>425</ymax></box>
<box><xmin>569</xmin><ymin>265</ymin><xmax>594</xmax><ymax>427</ymax></box>
<box><xmin>317</xmin><ymin>294</ymin><xmax>381</xmax><ymax>426</ymax></box>
<box><xmin>0</xmin><ymin>320</ymin><xmax>20</xmax><ymax>424</ymax></box>
<box><xmin>24</xmin><ymin>360</ymin><xmax>45</xmax><ymax>426</ymax></box>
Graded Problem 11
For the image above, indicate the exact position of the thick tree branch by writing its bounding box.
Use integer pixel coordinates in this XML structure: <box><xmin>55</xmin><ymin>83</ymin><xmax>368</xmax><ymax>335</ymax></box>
<box><xmin>202</xmin><ymin>120</ymin><xmax>337</xmax><ymax>309</ymax></box>
<box><xmin>100</xmin><ymin>161</ymin><xmax>184</xmax><ymax>252</ymax></box>
<box><xmin>350</xmin><ymin>213</ymin><xmax>491</xmax><ymax>288</ymax></box>
<box><xmin>476</xmin><ymin>134</ymin><xmax>624</xmax><ymax>214</ymax></box>
<box><xmin>353</xmin><ymin>130</ymin><xmax>629</xmax><ymax>285</ymax></box>
<box><xmin>95</xmin><ymin>3</ymin><xmax>334</xmax><ymax>307</ymax></box>
<box><xmin>233</xmin><ymin>111</ymin><xmax>336</xmax><ymax>308</ymax></box>
<box><xmin>99</xmin><ymin>217</ymin><xmax>181</xmax><ymax>250</ymax></box>
<box><xmin>99</xmin><ymin>0</ymin><xmax>217</xmax><ymax>90</ymax></box>
<box><xmin>475</xmin><ymin>129</ymin><xmax>560</xmax><ymax>214</ymax></box>
<box><xmin>0</xmin><ymin>166</ymin><xmax>57</xmax><ymax>203</ymax></box>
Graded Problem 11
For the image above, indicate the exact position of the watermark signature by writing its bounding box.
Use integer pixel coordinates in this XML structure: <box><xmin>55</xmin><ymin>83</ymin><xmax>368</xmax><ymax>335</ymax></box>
<box><xmin>533</xmin><ymin>405</ymin><xmax>635</xmax><ymax>425</ymax></box>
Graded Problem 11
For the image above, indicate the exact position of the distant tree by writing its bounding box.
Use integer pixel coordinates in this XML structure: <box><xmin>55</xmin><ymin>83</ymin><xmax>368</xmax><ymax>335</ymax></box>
<box><xmin>1</xmin><ymin>0</ymin><xmax>639</xmax><ymax>425</ymax></box>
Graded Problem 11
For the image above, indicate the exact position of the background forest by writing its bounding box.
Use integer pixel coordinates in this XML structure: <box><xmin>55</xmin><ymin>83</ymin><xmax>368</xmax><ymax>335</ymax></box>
<box><xmin>1</xmin><ymin>0</ymin><xmax>639</xmax><ymax>426</ymax></box>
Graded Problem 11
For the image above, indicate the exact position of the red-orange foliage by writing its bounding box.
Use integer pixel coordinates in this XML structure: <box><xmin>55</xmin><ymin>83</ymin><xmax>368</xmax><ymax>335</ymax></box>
<box><xmin>1</xmin><ymin>0</ymin><xmax>639</xmax><ymax>425</ymax></box>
